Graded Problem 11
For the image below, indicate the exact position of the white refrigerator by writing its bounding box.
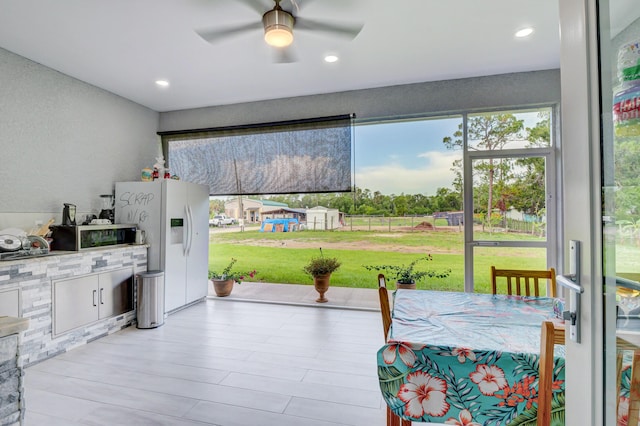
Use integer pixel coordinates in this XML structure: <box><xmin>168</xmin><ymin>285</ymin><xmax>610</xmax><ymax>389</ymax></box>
<box><xmin>115</xmin><ymin>179</ymin><xmax>209</xmax><ymax>313</ymax></box>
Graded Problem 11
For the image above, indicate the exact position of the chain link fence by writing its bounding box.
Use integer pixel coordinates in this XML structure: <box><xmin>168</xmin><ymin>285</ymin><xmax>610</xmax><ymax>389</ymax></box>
<box><xmin>342</xmin><ymin>215</ymin><xmax>458</xmax><ymax>232</ymax></box>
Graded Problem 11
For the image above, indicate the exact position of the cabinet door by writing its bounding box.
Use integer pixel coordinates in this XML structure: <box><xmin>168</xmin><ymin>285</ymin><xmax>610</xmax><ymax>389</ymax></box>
<box><xmin>99</xmin><ymin>267</ymin><xmax>133</xmax><ymax>319</ymax></box>
<box><xmin>53</xmin><ymin>275</ymin><xmax>99</xmax><ymax>335</ymax></box>
<box><xmin>0</xmin><ymin>289</ymin><xmax>20</xmax><ymax>317</ymax></box>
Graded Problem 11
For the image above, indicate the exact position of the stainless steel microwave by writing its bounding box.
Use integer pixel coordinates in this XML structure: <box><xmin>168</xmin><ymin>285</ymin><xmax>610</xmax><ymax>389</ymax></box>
<box><xmin>50</xmin><ymin>224</ymin><xmax>137</xmax><ymax>251</ymax></box>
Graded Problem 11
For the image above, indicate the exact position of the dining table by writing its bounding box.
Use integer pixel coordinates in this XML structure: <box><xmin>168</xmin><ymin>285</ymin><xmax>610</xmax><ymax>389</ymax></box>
<box><xmin>377</xmin><ymin>289</ymin><xmax>566</xmax><ymax>425</ymax></box>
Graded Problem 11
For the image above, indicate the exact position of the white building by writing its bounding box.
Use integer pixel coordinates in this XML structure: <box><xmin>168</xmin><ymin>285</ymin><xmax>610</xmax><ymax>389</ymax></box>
<box><xmin>306</xmin><ymin>206</ymin><xmax>340</xmax><ymax>230</ymax></box>
<box><xmin>224</xmin><ymin>198</ymin><xmax>288</xmax><ymax>223</ymax></box>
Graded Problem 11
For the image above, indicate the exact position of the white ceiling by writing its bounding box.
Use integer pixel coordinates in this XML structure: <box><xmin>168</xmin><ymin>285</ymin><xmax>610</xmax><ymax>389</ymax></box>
<box><xmin>0</xmin><ymin>0</ymin><xmax>564</xmax><ymax>112</ymax></box>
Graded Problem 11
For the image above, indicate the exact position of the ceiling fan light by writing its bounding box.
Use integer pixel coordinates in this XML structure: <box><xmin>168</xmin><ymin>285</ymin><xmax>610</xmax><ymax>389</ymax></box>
<box><xmin>265</xmin><ymin>26</ymin><xmax>293</xmax><ymax>47</ymax></box>
<box><xmin>263</xmin><ymin>7</ymin><xmax>295</xmax><ymax>47</ymax></box>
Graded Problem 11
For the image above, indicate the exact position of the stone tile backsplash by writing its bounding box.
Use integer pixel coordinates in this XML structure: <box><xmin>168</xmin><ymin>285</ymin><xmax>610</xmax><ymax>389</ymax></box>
<box><xmin>0</xmin><ymin>246</ymin><xmax>147</xmax><ymax>366</ymax></box>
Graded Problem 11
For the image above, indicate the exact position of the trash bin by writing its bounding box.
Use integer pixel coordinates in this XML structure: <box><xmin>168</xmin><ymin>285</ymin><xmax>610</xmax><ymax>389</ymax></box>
<box><xmin>136</xmin><ymin>270</ymin><xmax>165</xmax><ymax>329</ymax></box>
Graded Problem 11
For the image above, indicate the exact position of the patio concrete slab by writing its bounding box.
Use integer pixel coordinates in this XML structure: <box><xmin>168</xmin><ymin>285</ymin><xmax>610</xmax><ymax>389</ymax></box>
<box><xmin>208</xmin><ymin>281</ymin><xmax>380</xmax><ymax>311</ymax></box>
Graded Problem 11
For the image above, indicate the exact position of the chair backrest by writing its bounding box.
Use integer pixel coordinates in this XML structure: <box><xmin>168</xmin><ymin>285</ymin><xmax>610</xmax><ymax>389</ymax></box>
<box><xmin>616</xmin><ymin>336</ymin><xmax>640</xmax><ymax>425</ymax></box>
<box><xmin>378</xmin><ymin>274</ymin><xmax>392</xmax><ymax>341</ymax></box>
<box><xmin>378</xmin><ymin>275</ymin><xmax>413</xmax><ymax>426</ymax></box>
<box><xmin>537</xmin><ymin>320</ymin><xmax>565</xmax><ymax>426</ymax></box>
<box><xmin>491</xmin><ymin>266</ymin><xmax>557</xmax><ymax>297</ymax></box>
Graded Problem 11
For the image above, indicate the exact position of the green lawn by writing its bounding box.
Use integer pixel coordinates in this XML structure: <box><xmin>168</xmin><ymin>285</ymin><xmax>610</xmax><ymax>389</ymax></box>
<box><xmin>208</xmin><ymin>228</ymin><xmax>551</xmax><ymax>293</ymax></box>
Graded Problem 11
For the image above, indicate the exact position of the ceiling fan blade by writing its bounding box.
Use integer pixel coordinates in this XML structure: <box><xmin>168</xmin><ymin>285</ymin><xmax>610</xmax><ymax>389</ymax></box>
<box><xmin>235</xmin><ymin>0</ymin><xmax>269</xmax><ymax>16</ymax></box>
<box><xmin>273</xmin><ymin>47</ymin><xmax>297</xmax><ymax>64</ymax></box>
<box><xmin>285</xmin><ymin>0</ymin><xmax>321</xmax><ymax>14</ymax></box>
<box><xmin>286</xmin><ymin>0</ymin><xmax>302</xmax><ymax>14</ymax></box>
<box><xmin>196</xmin><ymin>22</ymin><xmax>263</xmax><ymax>44</ymax></box>
<box><xmin>294</xmin><ymin>17</ymin><xmax>363</xmax><ymax>39</ymax></box>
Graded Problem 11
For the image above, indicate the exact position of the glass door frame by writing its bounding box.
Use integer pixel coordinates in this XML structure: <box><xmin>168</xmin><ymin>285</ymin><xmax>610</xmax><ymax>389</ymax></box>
<box><xmin>558</xmin><ymin>0</ymin><xmax>605</xmax><ymax>423</ymax></box>
<box><xmin>462</xmin><ymin>134</ymin><xmax>559</xmax><ymax>292</ymax></box>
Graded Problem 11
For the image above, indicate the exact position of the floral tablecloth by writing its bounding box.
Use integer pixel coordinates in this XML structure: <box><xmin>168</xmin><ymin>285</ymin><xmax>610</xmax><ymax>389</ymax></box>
<box><xmin>377</xmin><ymin>290</ymin><xmax>565</xmax><ymax>425</ymax></box>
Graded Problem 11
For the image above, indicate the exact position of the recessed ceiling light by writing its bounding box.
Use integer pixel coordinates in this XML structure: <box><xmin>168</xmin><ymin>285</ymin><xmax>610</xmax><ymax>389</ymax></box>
<box><xmin>515</xmin><ymin>27</ymin><xmax>534</xmax><ymax>38</ymax></box>
<box><xmin>155</xmin><ymin>80</ymin><xmax>170</xmax><ymax>87</ymax></box>
<box><xmin>324</xmin><ymin>55</ymin><xmax>339</xmax><ymax>63</ymax></box>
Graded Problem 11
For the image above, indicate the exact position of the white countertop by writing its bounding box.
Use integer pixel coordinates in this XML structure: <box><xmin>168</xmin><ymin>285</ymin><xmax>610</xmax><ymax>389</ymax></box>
<box><xmin>0</xmin><ymin>316</ymin><xmax>29</xmax><ymax>338</ymax></box>
<box><xmin>0</xmin><ymin>244</ymin><xmax>149</xmax><ymax>266</ymax></box>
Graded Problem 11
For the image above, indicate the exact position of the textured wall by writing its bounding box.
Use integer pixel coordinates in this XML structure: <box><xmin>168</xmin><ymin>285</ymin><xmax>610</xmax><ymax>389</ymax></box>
<box><xmin>158</xmin><ymin>69</ymin><xmax>561</xmax><ymax>132</ymax></box>
<box><xmin>0</xmin><ymin>47</ymin><xmax>159</xmax><ymax>228</ymax></box>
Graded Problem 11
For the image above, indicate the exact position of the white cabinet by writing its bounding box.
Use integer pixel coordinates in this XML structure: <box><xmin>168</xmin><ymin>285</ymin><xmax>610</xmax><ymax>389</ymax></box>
<box><xmin>53</xmin><ymin>268</ymin><xmax>133</xmax><ymax>335</ymax></box>
<box><xmin>0</xmin><ymin>289</ymin><xmax>20</xmax><ymax>317</ymax></box>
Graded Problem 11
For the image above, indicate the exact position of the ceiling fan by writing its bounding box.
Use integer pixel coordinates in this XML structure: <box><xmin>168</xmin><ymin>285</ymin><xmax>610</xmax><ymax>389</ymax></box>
<box><xmin>195</xmin><ymin>0</ymin><xmax>363</xmax><ymax>63</ymax></box>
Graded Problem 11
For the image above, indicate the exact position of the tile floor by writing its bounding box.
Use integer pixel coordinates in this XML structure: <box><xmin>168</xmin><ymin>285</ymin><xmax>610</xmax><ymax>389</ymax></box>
<box><xmin>23</xmin><ymin>297</ymin><xmax>394</xmax><ymax>426</ymax></box>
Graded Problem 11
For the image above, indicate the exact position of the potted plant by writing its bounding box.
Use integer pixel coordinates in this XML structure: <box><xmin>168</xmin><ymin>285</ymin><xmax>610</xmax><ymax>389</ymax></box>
<box><xmin>208</xmin><ymin>258</ymin><xmax>256</xmax><ymax>297</ymax></box>
<box><xmin>303</xmin><ymin>248</ymin><xmax>341</xmax><ymax>303</ymax></box>
<box><xmin>363</xmin><ymin>254</ymin><xmax>451</xmax><ymax>289</ymax></box>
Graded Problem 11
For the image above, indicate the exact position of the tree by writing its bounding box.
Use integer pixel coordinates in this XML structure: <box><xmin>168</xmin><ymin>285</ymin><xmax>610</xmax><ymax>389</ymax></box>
<box><xmin>506</xmin><ymin>113</ymin><xmax>551</xmax><ymax>222</ymax></box>
<box><xmin>433</xmin><ymin>187</ymin><xmax>462</xmax><ymax>212</ymax></box>
<box><xmin>209</xmin><ymin>199</ymin><xmax>225</xmax><ymax>215</ymax></box>
<box><xmin>327</xmin><ymin>193</ymin><xmax>354</xmax><ymax>214</ymax></box>
<box><xmin>393</xmin><ymin>195</ymin><xmax>409</xmax><ymax>217</ymax></box>
<box><xmin>450</xmin><ymin>158</ymin><xmax>464</xmax><ymax>208</ymax></box>
<box><xmin>443</xmin><ymin>114</ymin><xmax>524</xmax><ymax>228</ymax></box>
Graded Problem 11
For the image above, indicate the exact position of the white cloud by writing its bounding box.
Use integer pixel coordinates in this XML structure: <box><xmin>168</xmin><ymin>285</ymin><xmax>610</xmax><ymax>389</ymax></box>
<box><xmin>356</xmin><ymin>150</ymin><xmax>459</xmax><ymax>195</ymax></box>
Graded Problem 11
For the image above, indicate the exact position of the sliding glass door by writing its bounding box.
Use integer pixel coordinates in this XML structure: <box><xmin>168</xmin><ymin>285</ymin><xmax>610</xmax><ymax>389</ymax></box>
<box><xmin>461</xmin><ymin>109</ymin><xmax>558</xmax><ymax>292</ymax></box>
<box><xmin>598</xmin><ymin>0</ymin><xmax>640</xmax><ymax>424</ymax></box>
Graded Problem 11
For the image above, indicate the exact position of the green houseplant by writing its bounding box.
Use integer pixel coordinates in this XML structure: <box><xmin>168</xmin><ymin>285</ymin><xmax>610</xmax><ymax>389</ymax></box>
<box><xmin>363</xmin><ymin>254</ymin><xmax>451</xmax><ymax>289</ymax></box>
<box><xmin>303</xmin><ymin>248</ymin><xmax>341</xmax><ymax>303</ymax></box>
<box><xmin>208</xmin><ymin>258</ymin><xmax>256</xmax><ymax>297</ymax></box>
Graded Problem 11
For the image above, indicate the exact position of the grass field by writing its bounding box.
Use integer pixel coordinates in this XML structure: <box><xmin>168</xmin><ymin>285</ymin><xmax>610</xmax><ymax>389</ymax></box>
<box><xmin>208</xmin><ymin>227</ymin><xmax>551</xmax><ymax>293</ymax></box>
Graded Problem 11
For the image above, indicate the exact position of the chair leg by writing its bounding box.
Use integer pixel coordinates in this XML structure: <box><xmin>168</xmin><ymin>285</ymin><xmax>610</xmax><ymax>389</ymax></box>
<box><xmin>617</xmin><ymin>351</ymin><xmax>623</xmax><ymax>420</ymax></box>
<box><xmin>628</xmin><ymin>350</ymin><xmax>640</xmax><ymax>426</ymax></box>
<box><xmin>385</xmin><ymin>405</ymin><xmax>412</xmax><ymax>426</ymax></box>
<box><xmin>386</xmin><ymin>406</ymin><xmax>403</xmax><ymax>426</ymax></box>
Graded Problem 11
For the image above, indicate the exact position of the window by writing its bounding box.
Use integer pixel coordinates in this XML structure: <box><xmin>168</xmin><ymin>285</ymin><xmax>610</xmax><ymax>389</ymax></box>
<box><xmin>160</xmin><ymin>115</ymin><xmax>353</xmax><ymax>196</ymax></box>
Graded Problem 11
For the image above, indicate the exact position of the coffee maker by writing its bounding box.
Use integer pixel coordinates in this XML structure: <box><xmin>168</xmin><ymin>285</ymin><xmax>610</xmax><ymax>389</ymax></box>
<box><xmin>62</xmin><ymin>203</ymin><xmax>76</xmax><ymax>226</ymax></box>
<box><xmin>98</xmin><ymin>194</ymin><xmax>114</xmax><ymax>223</ymax></box>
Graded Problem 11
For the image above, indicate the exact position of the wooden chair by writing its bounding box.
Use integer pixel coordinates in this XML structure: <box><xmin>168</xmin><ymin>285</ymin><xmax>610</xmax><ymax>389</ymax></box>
<box><xmin>616</xmin><ymin>336</ymin><xmax>640</xmax><ymax>425</ymax></box>
<box><xmin>491</xmin><ymin>266</ymin><xmax>557</xmax><ymax>297</ymax></box>
<box><xmin>378</xmin><ymin>274</ymin><xmax>393</xmax><ymax>341</ymax></box>
<box><xmin>378</xmin><ymin>274</ymin><xmax>411</xmax><ymax>426</ymax></box>
<box><xmin>537</xmin><ymin>320</ymin><xmax>565</xmax><ymax>426</ymax></box>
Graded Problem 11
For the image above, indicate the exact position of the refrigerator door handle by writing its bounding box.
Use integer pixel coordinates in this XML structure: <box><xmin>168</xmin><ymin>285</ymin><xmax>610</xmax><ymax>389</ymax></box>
<box><xmin>183</xmin><ymin>205</ymin><xmax>189</xmax><ymax>256</ymax></box>
<box><xmin>187</xmin><ymin>204</ymin><xmax>194</xmax><ymax>256</ymax></box>
<box><xmin>185</xmin><ymin>204</ymin><xmax>193</xmax><ymax>257</ymax></box>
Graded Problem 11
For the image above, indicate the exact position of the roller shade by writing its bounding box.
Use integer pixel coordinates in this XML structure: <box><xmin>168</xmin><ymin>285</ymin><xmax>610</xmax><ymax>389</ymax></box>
<box><xmin>160</xmin><ymin>115</ymin><xmax>353</xmax><ymax>196</ymax></box>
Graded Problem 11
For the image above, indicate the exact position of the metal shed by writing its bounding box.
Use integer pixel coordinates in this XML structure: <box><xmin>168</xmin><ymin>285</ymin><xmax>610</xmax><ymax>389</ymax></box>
<box><xmin>306</xmin><ymin>206</ymin><xmax>341</xmax><ymax>230</ymax></box>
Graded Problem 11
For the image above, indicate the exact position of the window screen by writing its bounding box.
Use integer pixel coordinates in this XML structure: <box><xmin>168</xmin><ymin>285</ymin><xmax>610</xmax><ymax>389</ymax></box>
<box><xmin>160</xmin><ymin>115</ymin><xmax>353</xmax><ymax>196</ymax></box>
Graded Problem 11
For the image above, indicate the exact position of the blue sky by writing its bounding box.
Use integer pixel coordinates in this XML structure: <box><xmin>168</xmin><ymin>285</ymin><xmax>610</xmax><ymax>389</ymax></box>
<box><xmin>354</xmin><ymin>110</ymin><xmax>549</xmax><ymax>196</ymax></box>
<box><xmin>354</xmin><ymin>117</ymin><xmax>462</xmax><ymax>196</ymax></box>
